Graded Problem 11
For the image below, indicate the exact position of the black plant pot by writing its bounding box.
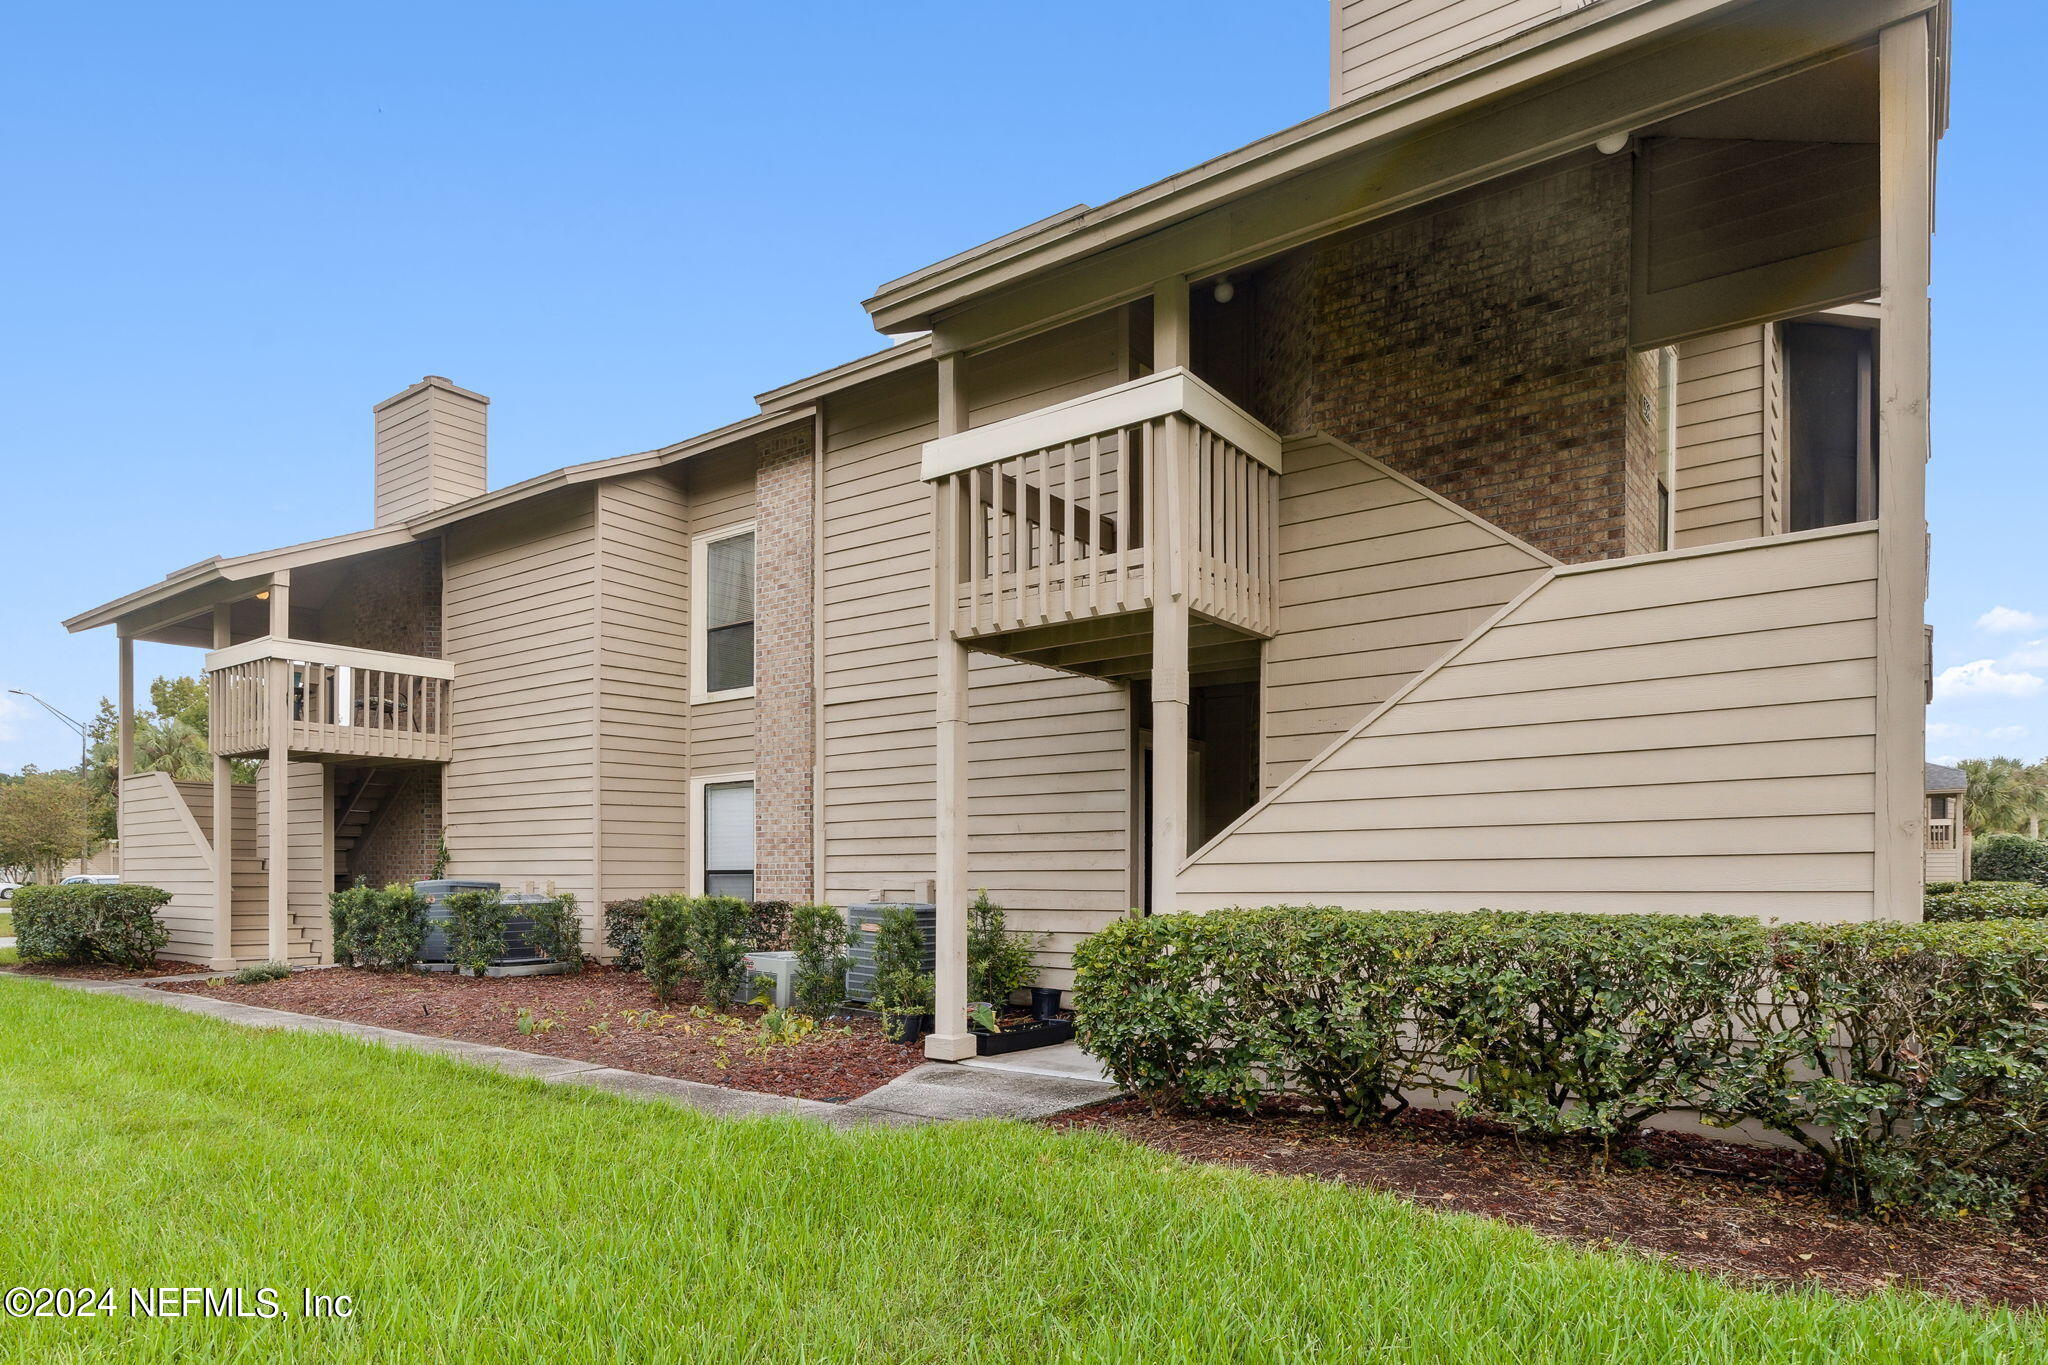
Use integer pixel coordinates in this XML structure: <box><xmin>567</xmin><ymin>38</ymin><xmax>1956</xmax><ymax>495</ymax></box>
<box><xmin>972</xmin><ymin>1018</ymin><xmax>1075</xmax><ymax>1056</ymax></box>
<box><xmin>884</xmin><ymin>1012</ymin><xmax>932</xmax><ymax>1045</ymax></box>
<box><xmin>1030</xmin><ymin>987</ymin><xmax>1063</xmax><ymax>1021</ymax></box>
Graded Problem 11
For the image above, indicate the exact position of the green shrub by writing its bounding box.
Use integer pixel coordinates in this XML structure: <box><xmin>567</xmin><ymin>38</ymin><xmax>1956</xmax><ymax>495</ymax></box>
<box><xmin>1923</xmin><ymin>881</ymin><xmax>2048</xmax><ymax>922</ymax></box>
<box><xmin>871</xmin><ymin>905</ymin><xmax>931</xmax><ymax>1028</ymax></box>
<box><xmin>329</xmin><ymin>883</ymin><xmax>429</xmax><ymax>971</ymax></box>
<box><xmin>1075</xmin><ymin>906</ymin><xmax>2048</xmax><ymax>1218</ymax></box>
<box><xmin>603</xmin><ymin>899</ymin><xmax>648</xmax><ymax>970</ymax></box>
<box><xmin>788</xmin><ymin>902</ymin><xmax>849</xmax><ymax>1017</ymax></box>
<box><xmin>442</xmin><ymin>891</ymin><xmax>510</xmax><ymax>974</ymax></box>
<box><xmin>1712</xmin><ymin>919</ymin><xmax>2048</xmax><ymax>1217</ymax></box>
<box><xmin>640</xmin><ymin>894</ymin><xmax>753</xmax><ymax>1005</ymax></box>
<box><xmin>967</xmin><ymin>890</ymin><xmax>1042</xmax><ymax>1006</ymax></box>
<box><xmin>1420</xmin><ymin>911</ymin><xmax>1777</xmax><ymax>1141</ymax></box>
<box><xmin>642</xmin><ymin>895</ymin><xmax>691</xmax><ymax>1002</ymax></box>
<box><xmin>231</xmin><ymin>961</ymin><xmax>291</xmax><ymax>985</ymax></box>
<box><xmin>1971</xmin><ymin>833</ymin><xmax>2048</xmax><ymax>885</ymax></box>
<box><xmin>524</xmin><ymin>892</ymin><xmax>583</xmax><ymax>968</ymax></box>
<box><xmin>13</xmin><ymin>883</ymin><xmax>171</xmax><ymax>969</ymax></box>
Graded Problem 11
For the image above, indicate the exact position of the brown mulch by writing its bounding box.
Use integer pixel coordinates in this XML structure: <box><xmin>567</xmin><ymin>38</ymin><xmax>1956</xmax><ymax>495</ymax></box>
<box><xmin>4</xmin><ymin>958</ymin><xmax>210</xmax><ymax>980</ymax></box>
<box><xmin>156</xmin><ymin>966</ymin><xmax>926</xmax><ymax>1101</ymax></box>
<box><xmin>1050</xmin><ymin>1098</ymin><xmax>2048</xmax><ymax>1310</ymax></box>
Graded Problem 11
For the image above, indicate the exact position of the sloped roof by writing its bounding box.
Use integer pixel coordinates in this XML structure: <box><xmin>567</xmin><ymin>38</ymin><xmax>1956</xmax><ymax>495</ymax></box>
<box><xmin>1925</xmin><ymin>761</ymin><xmax>1968</xmax><ymax>793</ymax></box>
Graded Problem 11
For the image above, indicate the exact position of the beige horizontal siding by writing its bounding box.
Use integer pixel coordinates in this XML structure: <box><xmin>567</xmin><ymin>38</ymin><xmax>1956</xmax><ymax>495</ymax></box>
<box><xmin>597</xmin><ymin>469</ymin><xmax>691</xmax><ymax>903</ymax></box>
<box><xmin>1263</xmin><ymin>434</ymin><xmax>1554</xmax><ymax>791</ymax></box>
<box><xmin>1673</xmin><ymin>326</ymin><xmax>1784</xmax><ymax>547</ymax></box>
<box><xmin>117</xmin><ymin>773</ymin><xmax>214</xmax><ymax>963</ymax></box>
<box><xmin>819</xmin><ymin>313</ymin><xmax>1132</xmax><ymax>990</ymax></box>
<box><xmin>1184</xmin><ymin>526</ymin><xmax>1882</xmax><ymax>922</ymax></box>
<box><xmin>1334</xmin><ymin>0</ymin><xmax>1580</xmax><ymax>106</ymax></box>
<box><xmin>443</xmin><ymin>492</ymin><xmax>600</xmax><ymax>904</ymax></box>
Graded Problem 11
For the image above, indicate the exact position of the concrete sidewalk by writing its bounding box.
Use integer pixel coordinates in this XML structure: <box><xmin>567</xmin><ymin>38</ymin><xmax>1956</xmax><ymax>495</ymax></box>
<box><xmin>5</xmin><ymin>973</ymin><xmax>1118</xmax><ymax>1127</ymax></box>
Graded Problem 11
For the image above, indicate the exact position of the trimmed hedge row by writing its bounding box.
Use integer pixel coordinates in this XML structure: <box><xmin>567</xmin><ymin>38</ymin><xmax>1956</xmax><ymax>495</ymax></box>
<box><xmin>1972</xmin><ymin>833</ymin><xmax>2048</xmax><ymax>885</ymax></box>
<box><xmin>12</xmin><ymin>883</ymin><xmax>171</xmax><ymax>969</ymax></box>
<box><xmin>1924</xmin><ymin>881</ymin><xmax>2048</xmax><ymax>922</ymax></box>
<box><xmin>1073</xmin><ymin>907</ymin><xmax>2048</xmax><ymax>1217</ymax></box>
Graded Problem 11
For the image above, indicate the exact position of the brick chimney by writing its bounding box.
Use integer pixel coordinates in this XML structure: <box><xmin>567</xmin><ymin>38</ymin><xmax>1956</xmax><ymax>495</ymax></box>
<box><xmin>371</xmin><ymin>376</ymin><xmax>488</xmax><ymax>526</ymax></box>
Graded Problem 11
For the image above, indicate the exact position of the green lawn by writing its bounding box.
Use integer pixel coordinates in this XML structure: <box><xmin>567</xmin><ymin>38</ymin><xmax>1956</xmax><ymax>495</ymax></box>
<box><xmin>0</xmin><ymin>910</ymin><xmax>13</xmax><ymax>937</ymax></box>
<box><xmin>0</xmin><ymin>982</ymin><xmax>2038</xmax><ymax>1364</ymax></box>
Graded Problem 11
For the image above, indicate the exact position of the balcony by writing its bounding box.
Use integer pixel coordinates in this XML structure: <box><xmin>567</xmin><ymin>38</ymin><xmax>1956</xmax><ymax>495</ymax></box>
<box><xmin>920</xmin><ymin>368</ymin><xmax>1282</xmax><ymax>680</ymax></box>
<box><xmin>206</xmin><ymin>638</ymin><xmax>454</xmax><ymax>764</ymax></box>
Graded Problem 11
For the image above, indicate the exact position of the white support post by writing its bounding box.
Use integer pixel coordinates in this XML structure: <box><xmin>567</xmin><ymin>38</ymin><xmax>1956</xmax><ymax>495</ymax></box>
<box><xmin>1874</xmin><ymin>17</ymin><xmax>1933</xmax><ymax>922</ymax></box>
<box><xmin>116</xmin><ymin>633</ymin><xmax>135</xmax><ymax>780</ymax></box>
<box><xmin>1150</xmin><ymin>278</ymin><xmax>1192</xmax><ymax>915</ymax></box>
<box><xmin>926</xmin><ymin>352</ymin><xmax>977</xmax><ymax>1061</ymax></box>
<box><xmin>265</xmin><ymin>572</ymin><xmax>293</xmax><ymax>962</ymax></box>
<box><xmin>211</xmin><ymin>604</ymin><xmax>237</xmax><ymax>969</ymax></box>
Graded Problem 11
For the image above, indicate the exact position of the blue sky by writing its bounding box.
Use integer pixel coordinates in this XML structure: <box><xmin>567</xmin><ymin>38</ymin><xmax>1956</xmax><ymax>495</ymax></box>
<box><xmin>0</xmin><ymin>1</ymin><xmax>2039</xmax><ymax>771</ymax></box>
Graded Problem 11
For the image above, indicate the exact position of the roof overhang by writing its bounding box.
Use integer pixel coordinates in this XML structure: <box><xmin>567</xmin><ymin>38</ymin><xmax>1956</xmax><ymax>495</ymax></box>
<box><xmin>63</xmin><ymin>524</ymin><xmax>421</xmax><ymax>636</ymax></box>
<box><xmin>863</xmin><ymin>0</ymin><xmax>1943</xmax><ymax>352</ymax></box>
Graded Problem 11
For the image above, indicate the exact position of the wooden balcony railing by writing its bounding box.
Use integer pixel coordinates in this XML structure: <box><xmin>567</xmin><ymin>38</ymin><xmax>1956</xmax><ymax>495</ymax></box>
<box><xmin>206</xmin><ymin>638</ymin><xmax>454</xmax><ymax>764</ymax></box>
<box><xmin>921</xmin><ymin>368</ymin><xmax>1282</xmax><ymax>642</ymax></box>
<box><xmin>1927</xmin><ymin>819</ymin><xmax>1957</xmax><ymax>852</ymax></box>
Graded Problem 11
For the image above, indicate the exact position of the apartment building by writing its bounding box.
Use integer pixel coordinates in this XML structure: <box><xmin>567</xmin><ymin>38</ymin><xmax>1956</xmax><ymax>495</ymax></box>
<box><xmin>69</xmin><ymin>0</ymin><xmax>1947</xmax><ymax>1061</ymax></box>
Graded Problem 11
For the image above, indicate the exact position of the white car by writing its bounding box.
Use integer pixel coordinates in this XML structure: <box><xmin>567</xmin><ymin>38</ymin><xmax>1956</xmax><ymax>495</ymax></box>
<box><xmin>0</xmin><ymin>880</ymin><xmax>20</xmax><ymax>901</ymax></box>
<box><xmin>59</xmin><ymin>875</ymin><xmax>119</xmax><ymax>886</ymax></box>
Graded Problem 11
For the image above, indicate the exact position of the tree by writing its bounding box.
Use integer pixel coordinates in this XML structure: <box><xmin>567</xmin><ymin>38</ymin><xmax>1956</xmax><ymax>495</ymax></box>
<box><xmin>1958</xmin><ymin>757</ymin><xmax>2048</xmax><ymax>837</ymax></box>
<box><xmin>0</xmin><ymin>772</ymin><xmax>93</xmax><ymax>883</ymax></box>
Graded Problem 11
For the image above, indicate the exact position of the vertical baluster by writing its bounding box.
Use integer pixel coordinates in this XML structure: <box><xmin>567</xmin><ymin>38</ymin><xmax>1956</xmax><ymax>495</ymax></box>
<box><xmin>993</xmin><ymin>456</ymin><xmax>1010</xmax><ymax>631</ymax></box>
<box><xmin>1031</xmin><ymin>445</ymin><xmax>1049</xmax><ymax>625</ymax></box>
<box><xmin>1086</xmin><ymin>434</ymin><xmax>1103</xmax><ymax>617</ymax></box>
<box><xmin>1061</xmin><ymin>436</ymin><xmax>1078</xmax><ymax>619</ymax></box>
<box><xmin>1226</xmin><ymin>445</ymin><xmax>1243</xmax><ymax>625</ymax></box>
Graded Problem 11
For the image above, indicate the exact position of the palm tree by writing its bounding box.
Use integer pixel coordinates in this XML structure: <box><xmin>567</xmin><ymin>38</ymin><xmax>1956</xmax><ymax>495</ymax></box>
<box><xmin>1959</xmin><ymin>757</ymin><xmax>2048</xmax><ymax>837</ymax></box>
<box><xmin>132</xmin><ymin>717</ymin><xmax>211</xmax><ymax>782</ymax></box>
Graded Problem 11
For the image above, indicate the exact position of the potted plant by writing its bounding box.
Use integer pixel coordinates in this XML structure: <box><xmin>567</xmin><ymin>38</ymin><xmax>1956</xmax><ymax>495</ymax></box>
<box><xmin>875</xmin><ymin>968</ymin><xmax>935</xmax><ymax>1045</ymax></box>
<box><xmin>963</xmin><ymin>891</ymin><xmax>1072</xmax><ymax>1054</ymax></box>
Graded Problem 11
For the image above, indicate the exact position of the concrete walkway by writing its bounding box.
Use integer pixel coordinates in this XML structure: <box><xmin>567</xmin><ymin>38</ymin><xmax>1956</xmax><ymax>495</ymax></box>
<box><xmin>5</xmin><ymin>973</ymin><xmax>1118</xmax><ymax>1127</ymax></box>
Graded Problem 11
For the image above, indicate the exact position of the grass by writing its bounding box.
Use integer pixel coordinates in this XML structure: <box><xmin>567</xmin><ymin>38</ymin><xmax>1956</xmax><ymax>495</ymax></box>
<box><xmin>0</xmin><ymin>910</ymin><xmax>12</xmax><ymax>936</ymax></box>
<box><xmin>0</xmin><ymin>983</ymin><xmax>2040</xmax><ymax>1365</ymax></box>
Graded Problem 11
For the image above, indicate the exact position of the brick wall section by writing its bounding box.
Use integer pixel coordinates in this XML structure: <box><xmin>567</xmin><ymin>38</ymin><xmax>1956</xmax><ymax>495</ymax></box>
<box><xmin>321</xmin><ymin>541</ymin><xmax>443</xmax><ymax>658</ymax></box>
<box><xmin>752</xmin><ymin>424</ymin><xmax>816</xmax><ymax>900</ymax></box>
<box><xmin>1253</xmin><ymin>152</ymin><xmax>1656</xmax><ymax>564</ymax></box>
<box><xmin>348</xmin><ymin>768</ymin><xmax>443</xmax><ymax>888</ymax></box>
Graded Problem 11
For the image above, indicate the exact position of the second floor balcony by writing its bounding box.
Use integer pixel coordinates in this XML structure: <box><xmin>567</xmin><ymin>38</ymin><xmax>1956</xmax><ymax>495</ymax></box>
<box><xmin>920</xmin><ymin>368</ymin><xmax>1282</xmax><ymax>679</ymax></box>
<box><xmin>206</xmin><ymin>637</ymin><xmax>454</xmax><ymax>765</ymax></box>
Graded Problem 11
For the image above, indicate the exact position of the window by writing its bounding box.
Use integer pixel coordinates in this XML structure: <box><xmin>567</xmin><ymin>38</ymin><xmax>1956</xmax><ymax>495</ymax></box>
<box><xmin>1783</xmin><ymin>321</ymin><xmax>1877</xmax><ymax>533</ymax></box>
<box><xmin>695</xmin><ymin>776</ymin><xmax>755</xmax><ymax>899</ymax></box>
<box><xmin>693</xmin><ymin>525</ymin><xmax>755</xmax><ymax>701</ymax></box>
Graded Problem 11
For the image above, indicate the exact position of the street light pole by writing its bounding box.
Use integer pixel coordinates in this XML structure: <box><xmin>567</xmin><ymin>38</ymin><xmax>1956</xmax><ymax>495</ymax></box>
<box><xmin>8</xmin><ymin>689</ymin><xmax>95</xmax><ymax>875</ymax></box>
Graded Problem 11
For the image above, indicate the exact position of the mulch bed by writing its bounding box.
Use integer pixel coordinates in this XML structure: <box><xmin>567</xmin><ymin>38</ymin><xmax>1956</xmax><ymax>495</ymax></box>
<box><xmin>1050</xmin><ymin>1099</ymin><xmax>2048</xmax><ymax>1310</ymax></box>
<box><xmin>4</xmin><ymin>959</ymin><xmax>210</xmax><ymax>980</ymax></box>
<box><xmin>157</xmin><ymin>966</ymin><xmax>927</xmax><ymax>1102</ymax></box>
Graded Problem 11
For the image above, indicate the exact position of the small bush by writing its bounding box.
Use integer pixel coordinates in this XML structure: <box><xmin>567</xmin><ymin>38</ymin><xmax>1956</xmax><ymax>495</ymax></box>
<box><xmin>966</xmin><ymin>890</ymin><xmax>1041</xmax><ymax>1006</ymax></box>
<box><xmin>642</xmin><ymin>895</ymin><xmax>691</xmax><ymax>1002</ymax></box>
<box><xmin>13</xmin><ymin>883</ymin><xmax>171</xmax><ymax>969</ymax></box>
<box><xmin>1075</xmin><ymin>906</ymin><xmax>2048</xmax><ymax>1218</ymax></box>
<box><xmin>443</xmin><ymin>891</ymin><xmax>510</xmax><ymax>974</ymax></box>
<box><xmin>788</xmin><ymin>902</ymin><xmax>849</xmax><ymax>1017</ymax></box>
<box><xmin>1924</xmin><ymin>881</ymin><xmax>2048</xmax><ymax>922</ymax></box>
<box><xmin>1972</xmin><ymin>833</ymin><xmax>2048</xmax><ymax>885</ymax></box>
<box><xmin>329</xmin><ymin>883</ymin><xmax>429</xmax><ymax>971</ymax></box>
<box><xmin>871</xmin><ymin>904</ymin><xmax>931</xmax><ymax>1027</ymax></box>
<box><xmin>231</xmin><ymin>961</ymin><xmax>291</xmax><ymax>985</ymax></box>
<box><xmin>1717</xmin><ymin>920</ymin><xmax>2048</xmax><ymax>1216</ymax></box>
<box><xmin>525</xmin><ymin>892</ymin><xmax>583</xmax><ymax>968</ymax></box>
<box><xmin>683</xmin><ymin>895</ymin><xmax>754</xmax><ymax>1007</ymax></box>
<box><xmin>640</xmin><ymin>894</ymin><xmax>753</xmax><ymax>1004</ymax></box>
<box><xmin>603</xmin><ymin>899</ymin><xmax>648</xmax><ymax>970</ymax></box>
